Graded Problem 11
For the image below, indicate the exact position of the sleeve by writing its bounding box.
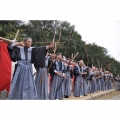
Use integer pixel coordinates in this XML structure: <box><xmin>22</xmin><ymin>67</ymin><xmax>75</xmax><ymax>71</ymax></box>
<box><xmin>8</xmin><ymin>43</ymin><xmax>17</xmax><ymax>50</ymax></box>
<box><xmin>53</xmin><ymin>61</ymin><xmax>58</xmax><ymax>73</ymax></box>
<box><xmin>32</xmin><ymin>46</ymin><xmax>47</xmax><ymax>70</ymax></box>
<box><xmin>48</xmin><ymin>58</ymin><xmax>54</xmax><ymax>73</ymax></box>
<box><xmin>73</xmin><ymin>66</ymin><xmax>79</xmax><ymax>76</ymax></box>
<box><xmin>7</xmin><ymin>43</ymin><xmax>19</xmax><ymax>62</ymax></box>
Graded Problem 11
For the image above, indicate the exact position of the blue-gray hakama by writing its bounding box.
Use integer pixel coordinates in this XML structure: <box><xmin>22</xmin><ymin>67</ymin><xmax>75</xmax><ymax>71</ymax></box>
<box><xmin>64</xmin><ymin>71</ymin><xmax>71</xmax><ymax>97</ymax></box>
<box><xmin>105</xmin><ymin>75</ymin><xmax>109</xmax><ymax>91</ymax></box>
<box><xmin>49</xmin><ymin>60</ymin><xmax>65</xmax><ymax>100</ymax></box>
<box><xmin>35</xmin><ymin>56</ymin><xmax>49</xmax><ymax>100</ymax></box>
<box><xmin>90</xmin><ymin>71</ymin><xmax>96</xmax><ymax>93</ymax></box>
<box><xmin>100</xmin><ymin>72</ymin><xmax>105</xmax><ymax>91</ymax></box>
<box><xmin>73</xmin><ymin>65</ymin><xmax>84</xmax><ymax>97</ymax></box>
<box><xmin>49</xmin><ymin>71</ymin><xmax>64</xmax><ymax>100</ymax></box>
<box><xmin>9</xmin><ymin>60</ymin><xmax>38</xmax><ymax>99</ymax></box>
<box><xmin>96</xmin><ymin>79</ymin><xmax>101</xmax><ymax>91</ymax></box>
<box><xmin>83</xmin><ymin>78</ymin><xmax>89</xmax><ymax>95</ymax></box>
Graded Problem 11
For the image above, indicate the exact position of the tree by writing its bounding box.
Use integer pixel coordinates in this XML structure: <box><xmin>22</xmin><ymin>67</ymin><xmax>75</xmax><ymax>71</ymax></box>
<box><xmin>1</xmin><ymin>20</ymin><xmax>120</xmax><ymax>75</ymax></box>
<box><xmin>0</xmin><ymin>20</ymin><xmax>26</xmax><ymax>41</ymax></box>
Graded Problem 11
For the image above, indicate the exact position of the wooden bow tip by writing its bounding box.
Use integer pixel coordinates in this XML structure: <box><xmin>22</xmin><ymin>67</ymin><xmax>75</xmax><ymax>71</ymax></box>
<box><xmin>14</xmin><ymin>29</ymin><xmax>20</xmax><ymax>40</ymax></box>
<box><xmin>0</xmin><ymin>37</ymin><xmax>13</xmax><ymax>43</ymax></box>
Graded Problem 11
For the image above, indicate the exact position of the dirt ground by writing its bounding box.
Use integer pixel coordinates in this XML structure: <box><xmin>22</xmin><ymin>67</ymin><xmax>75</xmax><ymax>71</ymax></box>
<box><xmin>63</xmin><ymin>90</ymin><xmax>120</xmax><ymax>100</ymax></box>
<box><xmin>96</xmin><ymin>91</ymin><xmax>120</xmax><ymax>100</ymax></box>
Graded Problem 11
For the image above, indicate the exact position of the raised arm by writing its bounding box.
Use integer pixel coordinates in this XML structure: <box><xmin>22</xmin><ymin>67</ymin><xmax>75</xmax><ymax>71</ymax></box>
<box><xmin>8</xmin><ymin>42</ymin><xmax>24</xmax><ymax>49</ymax></box>
<box><xmin>46</xmin><ymin>42</ymin><xmax>54</xmax><ymax>49</ymax></box>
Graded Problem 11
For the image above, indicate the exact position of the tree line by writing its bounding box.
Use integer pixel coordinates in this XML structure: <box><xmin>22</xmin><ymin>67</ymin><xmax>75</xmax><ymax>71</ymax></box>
<box><xmin>0</xmin><ymin>20</ymin><xmax>120</xmax><ymax>75</ymax></box>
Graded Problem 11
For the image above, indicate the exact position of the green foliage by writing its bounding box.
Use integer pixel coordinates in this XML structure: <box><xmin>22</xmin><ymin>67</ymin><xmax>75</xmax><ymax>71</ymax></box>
<box><xmin>0</xmin><ymin>20</ymin><xmax>120</xmax><ymax>75</ymax></box>
<box><xmin>0</xmin><ymin>20</ymin><xmax>26</xmax><ymax>41</ymax></box>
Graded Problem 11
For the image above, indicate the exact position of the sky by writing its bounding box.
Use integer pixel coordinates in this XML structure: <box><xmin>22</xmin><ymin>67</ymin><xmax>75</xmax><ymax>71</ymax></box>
<box><xmin>68</xmin><ymin>20</ymin><xmax>120</xmax><ymax>62</ymax></box>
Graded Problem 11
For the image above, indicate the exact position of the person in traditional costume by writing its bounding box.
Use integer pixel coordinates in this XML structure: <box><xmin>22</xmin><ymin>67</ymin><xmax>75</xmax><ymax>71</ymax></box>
<box><xmin>49</xmin><ymin>53</ymin><xmax>66</xmax><ymax>100</ymax></box>
<box><xmin>115</xmin><ymin>75</ymin><xmax>120</xmax><ymax>81</ymax></box>
<box><xmin>7</xmin><ymin>37</ymin><xmax>54</xmax><ymax>100</ymax></box>
<box><xmin>73</xmin><ymin>60</ymin><xmax>84</xmax><ymax>98</ymax></box>
<box><xmin>64</xmin><ymin>59</ymin><xmax>72</xmax><ymax>98</ymax></box>
<box><xmin>104</xmin><ymin>71</ymin><xmax>109</xmax><ymax>91</ymax></box>
<box><xmin>86</xmin><ymin>67</ymin><xmax>92</xmax><ymax>94</ymax></box>
<box><xmin>95</xmin><ymin>70</ymin><xmax>101</xmax><ymax>92</ymax></box>
<box><xmin>48</xmin><ymin>54</ymin><xmax>56</xmax><ymax>83</ymax></box>
<box><xmin>100</xmin><ymin>69</ymin><xmax>105</xmax><ymax>92</ymax></box>
<box><xmin>90</xmin><ymin>67</ymin><xmax>97</xmax><ymax>93</ymax></box>
<box><xmin>35</xmin><ymin>52</ymin><xmax>51</xmax><ymax>100</ymax></box>
<box><xmin>82</xmin><ymin>63</ymin><xmax>89</xmax><ymax>96</ymax></box>
<box><xmin>70</xmin><ymin>61</ymin><xmax>76</xmax><ymax>92</ymax></box>
<box><xmin>108</xmin><ymin>72</ymin><xmax>113</xmax><ymax>90</ymax></box>
<box><xmin>47</xmin><ymin>54</ymin><xmax>56</xmax><ymax>95</ymax></box>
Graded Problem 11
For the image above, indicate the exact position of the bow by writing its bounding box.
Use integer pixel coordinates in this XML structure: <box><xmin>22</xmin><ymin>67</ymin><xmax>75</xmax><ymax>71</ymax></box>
<box><xmin>56</xmin><ymin>75</ymin><xmax>66</xmax><ymax>91</ymax></box>
<box><xmin>97</xmin><ymin>59</ymin><xmax>100</xmax><ymax>70</ymax></box>
<box><xmin>54</xmin><ymin>21</ymin><xmax>61</xmax><ymax>54</ymax></box>
<box><xmin>14</xmin><ymin>29</ymin><xmax>19</xmax><ymax>41</ymax></box>
<box><xmin>72</xmin><ymin>52</ymin><xmax>79</xmax><ymax>61</ymax></box>
<box><xmin>84</xmin><ymin>41</ymin><xmax>89</xmax><ymax>66</ymax></box>
<box><xmin>52</xmin><ymin>20</ymin><xmax>57</xmax><ymax>43</ymax></box>
<box><xmin>54</xmin><ymin>21</ymin><xmax>67</xmax><ymax>91</ymax></box>
<box><xmin>0</xmin><ymin>29</ymin><xmax>19</xmax><ymax>43</ymax></box>
<box><xmin>33</xmin><ymin>21</ymin><xmax>57</xmax><ymax>77</ymax></box>
<box><xmin>83</xmin><ymin>41</ymin><xmax>94</xmax><ymax>98</ymax></box>
<box><xmin>39</xmin><ymin>20</ymin><xmax>61</xmax><ymax>83</ymax></box>
<box><xmin>92</xmin><ymin>57</ymin><xmax>95</xmax><ymax>68</ymax></box>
